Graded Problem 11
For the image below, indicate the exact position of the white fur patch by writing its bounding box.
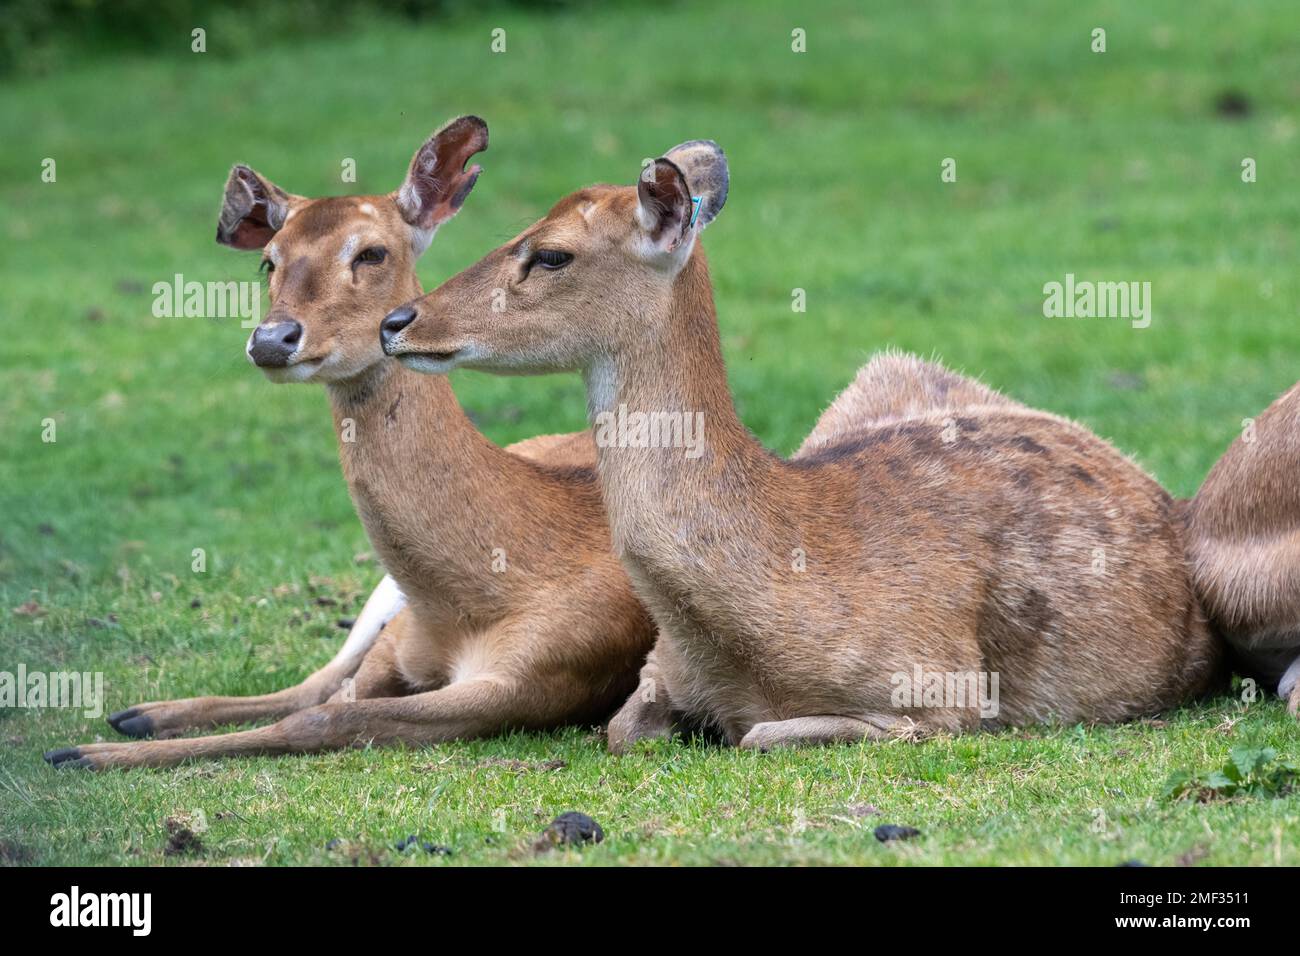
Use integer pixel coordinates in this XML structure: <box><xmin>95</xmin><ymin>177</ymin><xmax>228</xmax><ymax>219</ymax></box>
<box><xmin>449</xmin><ymin>632</ymin><xmax>495</xmax><ymax>685</ymax></box>
<box><xmin>359</xmin><ymin>202</ymin><xmax>377</xmax><ymax>217</ymax></box>
<box><xmin>634</xmin><ymin>199</ymin><xmax>656</xmax><ymax>232</ymax></box>
<box><xmin>396</xmin><ymin>353</ymin><xmax>449</xmax><ymax>374</ymax></box>
<box><xmin>397</xmin><ymin>183</ymin><xmax>421</xmax><ymax>218</ymax></box>
<box><xmin>338</xmin><ymin>234</ymin><xmax>359</xmax><ymax>264</ymax></box>
<box><xmin>410</xmin><ymin>224</ymin><xmax>436</xmax><ymax>256</ymax></box>
<box><xmin>259</xmin><ymin>359</ymin><xmax>321</xmax><ymax>383</ymax></box>
<box><xmin>630</xmin><ymin>229</ymin><xmax>695</xmax><ymax>272</ymax></box>
<box><xmin>328</xmin><ymin>574</ymin><xmax>407</xmax><ymax>671</ymax></box>
<box><xmin>1280</xmin><ymin>655</ymin><xmax>1300</xmax><ymax>700</ymax></box>
<box><xmin>584</xmin><ymin>357</ymin><xmax>619</xmax><ymax>417</ymax></box>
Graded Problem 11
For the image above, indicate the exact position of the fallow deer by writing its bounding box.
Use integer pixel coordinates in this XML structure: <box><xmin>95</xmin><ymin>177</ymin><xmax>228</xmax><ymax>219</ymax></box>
<box><xmin>44</xmin><ymin>117</ymin><xmax>655</xmax><ymax>770</ymax></box>
<box><xmin>380</xmin><ymin>140</ymin><xmax>1224</xmax><ymax>750</ymax></box>
<box><xmin>1187</xmin><ymin>383</ymin><xmax>1300</xmax><ymax>716</ymax></box>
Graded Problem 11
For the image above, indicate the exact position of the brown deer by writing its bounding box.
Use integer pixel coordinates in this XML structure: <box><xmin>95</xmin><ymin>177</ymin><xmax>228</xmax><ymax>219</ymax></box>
<box><xmin>1186</xmin><ymin>383</ymin><xmax>1300</xmax><ymax>715</ymax></box>
<box><xmin>379</xmin><ymin>140</ymin><xmax>1225</xmax><ymax>750</ymax></box>
<box><xmin>45</xmin><ymin>117</ymin><xmax>655</xmax><ymax>770</ymax></box>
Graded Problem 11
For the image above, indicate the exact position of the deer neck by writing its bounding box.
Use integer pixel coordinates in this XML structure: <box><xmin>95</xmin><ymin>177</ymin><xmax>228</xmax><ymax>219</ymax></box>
<box><xmin>325</xmin><ymin>361</ymin><xmax>522</xmax><ymax>608</ymax></box>
<box><xmin>585</xmin><ymin>249</ymin><xmax>776</xmax><ymax>568</ymax></box>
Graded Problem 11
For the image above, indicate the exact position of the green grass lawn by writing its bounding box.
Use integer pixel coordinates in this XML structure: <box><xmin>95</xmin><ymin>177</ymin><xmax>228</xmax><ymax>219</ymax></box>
<box><xmin>2</xmin><ymin>0</ymin><xmax>1299</xmax><ymax>866</ymax></box>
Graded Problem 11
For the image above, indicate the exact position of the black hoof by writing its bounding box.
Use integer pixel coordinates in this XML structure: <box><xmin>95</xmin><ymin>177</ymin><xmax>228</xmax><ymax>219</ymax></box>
<box><xmin>108</xmin><ymin>709</ymin><xmax>153</xmax><ymax>739</ymax></box>
<box><xmin>44</xmin><ymin>747</ymin><xmax>91</xmax><ymax>769</ymax></box>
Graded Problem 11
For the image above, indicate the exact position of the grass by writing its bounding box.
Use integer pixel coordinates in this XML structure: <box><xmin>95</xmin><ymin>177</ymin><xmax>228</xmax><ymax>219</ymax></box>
<box><xmin>2</xmin><ymin>0</ymin><xmax>1298</xmax><ymax>866</ymax></box>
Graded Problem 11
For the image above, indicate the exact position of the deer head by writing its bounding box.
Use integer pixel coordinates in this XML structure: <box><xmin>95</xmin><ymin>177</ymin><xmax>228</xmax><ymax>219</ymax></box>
<box><xmin>378</xmin><ymin>140</ymin><xmax>728</xmax><ymax>376</ymax></box>
<box><xmin>218</xmin><ymin>115</ymin><xmax>488</xmax><ymax>384</ymax></box>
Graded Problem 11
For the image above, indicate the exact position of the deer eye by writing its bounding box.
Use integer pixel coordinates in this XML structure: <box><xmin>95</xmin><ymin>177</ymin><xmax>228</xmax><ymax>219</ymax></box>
<box><xmin>258</xmin><ymin>258</ymin><xmax>275</xmax><ymax>274</ymax></box>
<box><xmin>353</xmin><ymin>247</ymin><xmax>387</xmax><ymax>266</ymax></box>
<box><xmin>532</xmin><ymin>249</ymin><xmax>573</xmax><ymax>271</ymax></box>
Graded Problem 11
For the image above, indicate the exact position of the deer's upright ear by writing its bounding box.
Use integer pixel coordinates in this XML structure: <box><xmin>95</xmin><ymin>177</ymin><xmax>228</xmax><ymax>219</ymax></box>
<box><xmin>635</xmin><ymin>158</ymin><xmax>694</xmax><ymax>256</ymax></box>
<box><xmin>216</xmin><ymin>165</ymin><xmax>299</xmax><ymax>250</ymax></box>
<box><xmin>634</xmin><ymin>140</ymin><xmax>728</xmax><ymax>260</ymax></box>
<box><xmin>663</xmin><ymin>140</ymin><xmax>728</xmax><ymax>231</ymax></box>
<box><xmin>395</xmin><ymin>115</ymin><xmax>488</xmax><ymax>253</ymax></box>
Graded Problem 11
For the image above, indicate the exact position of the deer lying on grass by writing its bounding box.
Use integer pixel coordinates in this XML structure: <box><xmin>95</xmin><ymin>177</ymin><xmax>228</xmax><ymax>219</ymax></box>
<box><xmin>379</xmin><ymin>140</ymin><xmax>1225</xmax><ymax>750</ymax></box>
<box><xmin>45</xmin><ymin>116</ymin><xmax>654</xmax><ymax>770</ymax></box>
<box><xmin>1187</xmin><ymin>383</ymin><xmax>1300</xmax><ymax>716</ymax></box>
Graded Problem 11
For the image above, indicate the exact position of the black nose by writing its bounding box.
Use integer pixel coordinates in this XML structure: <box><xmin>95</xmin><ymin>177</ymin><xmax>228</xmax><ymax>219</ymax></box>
<box><xmin>249</xmin><ymin>320</ymin><xmax>302</xmax><ymax>368</ymax></box>
<box><xmin>381</xmin><ymin>306</ymin><xmax>416</xmax><ymax>352</ymax></box>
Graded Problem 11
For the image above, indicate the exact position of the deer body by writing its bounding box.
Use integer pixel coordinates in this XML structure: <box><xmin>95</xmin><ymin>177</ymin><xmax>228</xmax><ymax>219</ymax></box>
<box><xmin>1187</xmin><ymin>382</ymin><xmax>1300</xmax><ymax>714</ymax></box>
<box><xmin>46</xmin><ymin>118</ymin><xmax>654</xmax><ymax>770</ymax></box>
<box><xmin>328</xmin><ymin>362</ymin><xmax>642</xmax><ymax>718</ymax></box>
<box><xmin>592</xmin><ymin>257</ymin><xmax>1217</xmax><ymax>744</ymax></box>
<box><xmin>383</xmin><ymin>143</ymin><xmax>1223</xmax><ymax>749</ymax></box>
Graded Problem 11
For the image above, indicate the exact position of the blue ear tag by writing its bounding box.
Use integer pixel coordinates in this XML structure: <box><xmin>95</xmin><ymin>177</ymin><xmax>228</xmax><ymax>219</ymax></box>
<box><xmin>690</xmin><ymin>196</ymin><xmax>703</xmax><ymax>228</ymax></box>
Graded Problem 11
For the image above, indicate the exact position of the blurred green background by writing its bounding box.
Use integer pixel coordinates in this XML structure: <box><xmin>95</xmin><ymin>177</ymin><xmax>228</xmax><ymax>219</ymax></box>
<box><xmin>1</xmin><ymin>0</ymin><xmax>1297</xmax><ymax>866</ymax></box>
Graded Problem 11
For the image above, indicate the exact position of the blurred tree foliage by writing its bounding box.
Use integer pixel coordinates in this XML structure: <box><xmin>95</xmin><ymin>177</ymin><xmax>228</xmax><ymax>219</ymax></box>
<box><xmin>0</xmin><ymin>0</ymin><xmax>610</xmax><ymax>76</ymax></box>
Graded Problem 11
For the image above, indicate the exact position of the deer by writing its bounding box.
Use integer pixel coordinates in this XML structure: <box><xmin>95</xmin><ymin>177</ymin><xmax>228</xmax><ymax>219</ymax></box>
<box><xmin>1186</xmin><ymin>382</ymin><xmax>1300</xmax><ymax>716</ymax></box>
<box><xmin>377</xmin><ymin>139</ymin><xmax>1226</xmax><ymax>751</ymax></box>
<box><xmin>44</xmin><ymin>116</ymin><xmax>656</xmax><ymax>771</ymax></box>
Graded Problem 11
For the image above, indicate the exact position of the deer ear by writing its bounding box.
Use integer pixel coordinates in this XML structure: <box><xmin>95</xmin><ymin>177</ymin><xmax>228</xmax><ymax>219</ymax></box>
<box><xmin>634</xmin><ymin>141</ymin><xmax>729</xmax><ymax>259</ymax></box>
<box><xmin>216</xmin><ymin>165</ymin><xmax>298</xmax><ymax>250</ymax></box>
<box><xmin>395</xmin><ymin>115</ymin><xmax>488</xmax><ymax>251</ymax></box>
<box><xmin>635</xmin><ymin>157</ymin><xmax>694</xmax><ymax>255</ymax></box>
<box><xmin>663</xmin><ymin>140</ymin><xmax>728</xmax><ymax>231</ymax></box>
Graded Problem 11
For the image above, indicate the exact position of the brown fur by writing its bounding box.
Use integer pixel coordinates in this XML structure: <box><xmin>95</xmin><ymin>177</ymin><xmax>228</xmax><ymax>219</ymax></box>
<box><xmin>1187</xmin><ymin>382</ymin><xmax>1300</xmax><ymax>714</ymax></box>
<box><xmin>385</xmin><ymin>147</ymin><xmax>1223</xmax><ymax>749</ymax></box>
<box><xmin>47</xmin><ymin>119</ymin><xmax>656</xmax><ymax>770</ymax></box>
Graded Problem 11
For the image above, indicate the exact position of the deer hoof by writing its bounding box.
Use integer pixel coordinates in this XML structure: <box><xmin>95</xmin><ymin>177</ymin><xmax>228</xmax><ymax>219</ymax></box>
<box><xmin>108</xmin><ymin>708</ymin><xmax>156</xmax><ymax>739</ymax></box>
<box><xmin>43</xmin><ymin>747</ymin><xmax>93</xmax><ymax>770</ymax></box>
